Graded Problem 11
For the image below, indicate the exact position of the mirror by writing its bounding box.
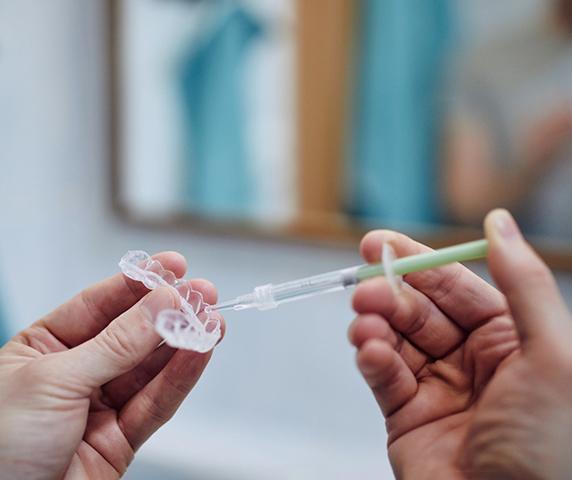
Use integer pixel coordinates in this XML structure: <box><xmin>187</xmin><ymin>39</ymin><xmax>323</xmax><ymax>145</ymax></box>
<box><xmin>108</xmin><ymin>0</ymin><xmax>572</xmax><ymax>268</ymax></box>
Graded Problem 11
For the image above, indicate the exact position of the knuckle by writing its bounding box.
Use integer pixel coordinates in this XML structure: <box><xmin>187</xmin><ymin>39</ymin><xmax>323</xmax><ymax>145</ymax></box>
<box><xmin>350</xmin><ymin>314</ymin><xmax>388</xmax><ymax>346</ymax></box>
<box><xmin>352</xmin><ymin>277</ymin><xmax>389</xmax><ymax>312</ymax></box>
<box><xmin>140</xmin><ymin>390</ymin><xmax>171</xmax><ymax>425</ymax></box>
<box><xmin>80</xmin><ymin>288</ymin><xmax>111</xmax><ymax>326</ymax></box>
<box><xmin>361</xmin><ymin>230</ymin><xmax>399</xmax><ymax>259</ymax></box>
<box><xmin>163</xmin><ymin>370</ymin><xmax>191</xmax><ymax>398</ymax></box>
<box><xmin>96</xmin><ymin>322</ymin><xmax>138</xmax><ymax>364</ymax></box>
<box><xmin>429</xmin><ymin>267</ymin><xmax>462</xmax><ymax>304</ymax></box>
<box><xmin>401</xmin><ymin>296</ymin><xmax>431</xmax><ymax>337</ymax></box>
<box><xmin>361</xmin><ymin>230</ymin><xmax>385</xmax><ymax>248</ymax></box>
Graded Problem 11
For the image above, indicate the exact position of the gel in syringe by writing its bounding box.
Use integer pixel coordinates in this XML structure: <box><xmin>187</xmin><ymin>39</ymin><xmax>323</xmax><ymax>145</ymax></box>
<box><xmin>211</xmin><ymin>239</ymin><xmax>489</xmax><ymax>312</ymax></box>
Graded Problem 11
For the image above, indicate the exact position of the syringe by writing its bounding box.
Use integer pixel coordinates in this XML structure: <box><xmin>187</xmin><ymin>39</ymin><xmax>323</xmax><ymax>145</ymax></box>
<box><xmin>211</xmin><ymin>239</ymin><xmax>489</xmax><ymax>312</ymax></box>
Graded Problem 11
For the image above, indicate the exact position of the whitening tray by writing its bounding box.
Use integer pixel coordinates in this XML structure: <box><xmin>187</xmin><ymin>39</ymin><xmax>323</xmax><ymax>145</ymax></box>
<box><xmin>119</xmin><ymin>251</ymin><xmax>221</xmax><ymax>353</ymax></box>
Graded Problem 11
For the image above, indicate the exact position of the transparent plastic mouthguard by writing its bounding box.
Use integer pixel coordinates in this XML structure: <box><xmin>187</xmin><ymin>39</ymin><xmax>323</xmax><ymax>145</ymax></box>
<box><xmin>119</xmin><ymin>251</ymin><xmax>221</xmax><ymax>353</ymax></box>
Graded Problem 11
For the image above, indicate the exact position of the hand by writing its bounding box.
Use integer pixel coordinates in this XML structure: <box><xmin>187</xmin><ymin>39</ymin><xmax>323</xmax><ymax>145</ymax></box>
<box><xmin>348</xmin><ymin>210</ymin><xmax>572</xmax><ymax>479</ymax></box>
<box><xmin>522</xmin><ymin>107</ymin><xmax>572</xmax><ymax>170</ymax></box>
<box><xmin>0</xmin><ymin>251</ymin><xmax>224</xmax><ymax>480</ymax></box>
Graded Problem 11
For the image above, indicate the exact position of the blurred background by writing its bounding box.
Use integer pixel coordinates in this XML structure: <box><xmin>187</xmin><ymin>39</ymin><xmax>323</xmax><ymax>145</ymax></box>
<box><xmin>1</xmin><ymin>1</ymin><xmax>572</xmax><ymax>479</ymax></box>
<box><xmin>112</xmin><ymin>0</ymin><xmax>572</xmax><ymax>243</ymax></box>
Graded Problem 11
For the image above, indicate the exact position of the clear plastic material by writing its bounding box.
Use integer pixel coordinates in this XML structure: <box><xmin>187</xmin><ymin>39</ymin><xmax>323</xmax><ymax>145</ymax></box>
<box><xmin>212</xmin><ymin>244</ymin><xmax>402</xmax><ymax>312</ymax></box>
<box><xmin>213</xmin><ymin>266</ymin><xmax>360</xmax><ymax>312</ymax></box>
<box><xmin>119</xmin><ymin>251</ymin><xmax>221</xmax><ymax>353</ymax></box>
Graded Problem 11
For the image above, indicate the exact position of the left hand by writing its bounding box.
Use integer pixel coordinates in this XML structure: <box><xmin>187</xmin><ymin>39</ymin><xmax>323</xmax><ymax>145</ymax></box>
<box><xmin>0</xmin><ymin>251</ymin><xmax>224</xmax><ymax>480</ymax></box>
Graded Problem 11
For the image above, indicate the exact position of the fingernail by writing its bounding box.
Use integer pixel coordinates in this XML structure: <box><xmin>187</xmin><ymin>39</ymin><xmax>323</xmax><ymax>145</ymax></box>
<box><xmin>491</xmin><ymin>209</ymin><xmax>520</xmax><ymax>240</ymax></box>
<box><xmin>140</xmin><ymin>287</ymin><xmax>177</xmax><ymax>323</ymax></box>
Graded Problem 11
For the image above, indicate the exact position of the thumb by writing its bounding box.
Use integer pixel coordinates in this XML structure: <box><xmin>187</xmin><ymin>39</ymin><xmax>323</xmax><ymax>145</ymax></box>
<box><xmin>485</xmin><ymin>209</ymin><xmax>569</xmax><ymax>345</ymax></box>
<box><xmin>62</xmin><ymin>287</ymin><xmax>179</xmax><ymax>388</ymax></box>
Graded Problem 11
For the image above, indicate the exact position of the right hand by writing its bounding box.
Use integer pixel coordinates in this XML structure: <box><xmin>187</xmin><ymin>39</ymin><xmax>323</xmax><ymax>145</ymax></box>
<box><xmin>349</xmin><ymin>209</ymin><xmax>572</xmax><ymax>479</ymax></box>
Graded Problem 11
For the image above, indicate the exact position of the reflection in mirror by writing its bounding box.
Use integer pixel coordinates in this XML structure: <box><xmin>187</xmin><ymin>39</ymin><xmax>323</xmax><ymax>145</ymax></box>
<box><xmin>116</xmin><ymin>0</ymin><xmax>296</xmax><ymax>226</ymax></box>
<box><xmin>442</xmin><ymin>0</ymin><xmax>572</xmax><ymax>241</ymax></box>
<box><xmin>110</xmin><ymin>0</ymin><xmax>571</xmax><ymax>264</ymax></box>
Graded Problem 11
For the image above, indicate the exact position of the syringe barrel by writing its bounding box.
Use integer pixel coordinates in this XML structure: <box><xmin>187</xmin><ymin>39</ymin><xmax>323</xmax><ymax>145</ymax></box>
<box><xmin>261</xmin><ymin>266</ymin><xmax>360</xmax><ymax>308</ymax></box>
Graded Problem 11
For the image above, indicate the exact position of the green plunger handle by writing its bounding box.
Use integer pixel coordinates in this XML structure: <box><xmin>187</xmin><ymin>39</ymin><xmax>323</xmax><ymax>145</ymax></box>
<box><xmin>356</xmin><ymin>239</ymin><xmax>489</xmax><ymax>282</ymax></box>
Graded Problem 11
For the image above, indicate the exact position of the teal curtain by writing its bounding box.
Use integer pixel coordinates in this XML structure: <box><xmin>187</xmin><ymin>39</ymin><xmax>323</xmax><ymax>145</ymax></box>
<box><xmin>348</xmin><ymin>0</ymin><xmax>452</xmax><ymax>226</ymax></box>
<box><xmin>178</xmin><ymin>3</ymin><xmax>262</xmax><ymax>220</ymax></box>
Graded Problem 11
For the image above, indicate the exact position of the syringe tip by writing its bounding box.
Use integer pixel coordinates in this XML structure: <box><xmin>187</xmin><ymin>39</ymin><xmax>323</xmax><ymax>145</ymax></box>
<box><xmin>210</xmin><ymin>299</ymin><xmax>242</xmax><ymax>312</ymax></box>
<box><xmin>211</xmin><ymin>295</ymin><xmax>258</xmax><ymax>312</ymax></box>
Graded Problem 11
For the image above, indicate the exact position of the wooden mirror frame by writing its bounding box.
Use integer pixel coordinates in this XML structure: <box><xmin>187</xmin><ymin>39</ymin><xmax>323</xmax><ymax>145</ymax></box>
<box><xmin>106</xmin><ymin>0</ymin><xmax>572</xmax><ymax>270</ymax></box>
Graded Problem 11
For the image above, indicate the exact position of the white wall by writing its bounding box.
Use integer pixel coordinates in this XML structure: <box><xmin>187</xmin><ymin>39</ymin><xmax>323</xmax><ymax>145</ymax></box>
<box><xmin>1</xmin><ymin>2</ymin><xmax>571</xmax><ymax>479</ymax></box>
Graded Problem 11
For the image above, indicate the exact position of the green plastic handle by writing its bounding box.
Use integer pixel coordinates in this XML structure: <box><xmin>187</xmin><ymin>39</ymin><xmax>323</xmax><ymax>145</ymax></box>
<box><xmin>356</xmin><ymin>239</ymin><xmax>489</xmax><ymax>282</ymax></box>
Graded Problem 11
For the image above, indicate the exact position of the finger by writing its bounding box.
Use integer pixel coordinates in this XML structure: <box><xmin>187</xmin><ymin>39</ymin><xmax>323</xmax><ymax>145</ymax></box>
<box><xmin>357</xmin><ymin>338</ymin><xmax>418</xmax><ymax>417</ymax></box>
<box><xmin>353</xmin><ymin>277</ymin><xmax>465</xmax><ymax>357</ymax></box>
<box><xmin>61</xmin><ymin>287</ymin><xmax>179</xmax><ymax>388</ymax></box>
<box><xmin>188</xmin><ymin>278</ymin><xmax>218</xmax><ymax>305</ymax></box>
<box><xmin>39</xmin><ymin>252</ymin><xmax>187</xmax><ymax>347</ymax></box>
<box><xmin>360</xmin><ymin>230</ymin><xmax>506</xmax><ymax>330</ymax></box>
<box><xmin>484</xmin><ymin>209</ymin><xmax>570</xmax><ymax>344</ymax></box>
<box><xmin>462</xmin><ymin>315</ymin><xmax>519</xmax><ymax>392</ymax></box>
<box><xmin>348</xmin><ymin>313</ymin><xmax>428</xmax><ymax>375</ymax></box>
<box><xmin>101</xmin><ymin>343</ymin><xmax>176</xmax><ymax>408</ymax></box>
<box><xmin>101</xmin><ymin>279</ymin><xmax>220</xmax><ymax>408</ymax></box>
<box><xmin>118</xmin><ymin>348</ymin><xmax>213</xmax><ymax>450</ymax></box>
<box><xmin>104</xmin><ymin>315</ymin><xmax>225</xmax><ymax>410</ymax></box>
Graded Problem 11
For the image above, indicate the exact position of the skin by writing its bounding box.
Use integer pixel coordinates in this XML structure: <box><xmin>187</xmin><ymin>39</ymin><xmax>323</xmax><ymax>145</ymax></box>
<box><xmin>444</xmin><ymin>104</ymin><xmax>572</xmax><ymax>224</ymax></box>
<box><xmin>443</xmin><ymin>0</ymin><xmax>572</xmax><ymax>224</ymax></box>
<box><xmin>349</xmin><ymin>209</ymin><xmax>572</xmax><ymax>479</ymax></box>
<box><xmin>0</xmin><ymin>251</ymin><xmax>224</xmax><ymax>480</ymax></box>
